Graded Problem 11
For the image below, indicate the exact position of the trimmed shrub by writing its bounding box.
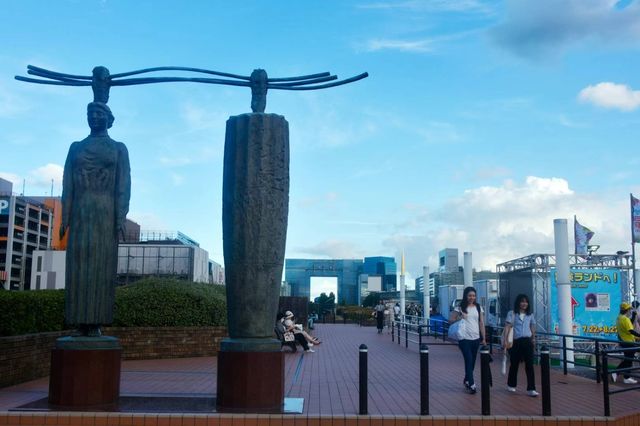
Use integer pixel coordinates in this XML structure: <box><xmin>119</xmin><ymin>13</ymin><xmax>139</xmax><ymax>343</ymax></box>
<box><xmin>0</xmin><ymin>289</ymin><xmax>65</xmax><ymax>336</ymax></box>
<box><xmin>113</xmin><ymin>278</ymin><xmax>227</xmax><ymax>327</ymax></box>
<box><xmin>0</xmin><ymin>278</ymin><xmax>227</xmax><ymax>336</ymax></box>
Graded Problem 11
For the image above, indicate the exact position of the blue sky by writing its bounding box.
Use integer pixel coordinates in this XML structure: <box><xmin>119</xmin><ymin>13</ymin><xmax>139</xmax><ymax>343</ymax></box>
<box><xmin>1</xmin><ymin>1</ymin><xmax>639</xmax><ymax>285</ymax></box>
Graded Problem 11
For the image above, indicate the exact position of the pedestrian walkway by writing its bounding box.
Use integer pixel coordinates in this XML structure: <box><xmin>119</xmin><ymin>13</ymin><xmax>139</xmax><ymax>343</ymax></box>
<box><xmin>1</xmin><ymin>323</ymin><xmax>640</xmax><ymax>425</ymax></box>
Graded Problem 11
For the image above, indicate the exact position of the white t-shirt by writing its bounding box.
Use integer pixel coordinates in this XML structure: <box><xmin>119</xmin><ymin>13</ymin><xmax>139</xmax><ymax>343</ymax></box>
<box><xmin>454</xmin><ymin>305</ymin><xmax>484</xmax><ymax>340</ymax></box>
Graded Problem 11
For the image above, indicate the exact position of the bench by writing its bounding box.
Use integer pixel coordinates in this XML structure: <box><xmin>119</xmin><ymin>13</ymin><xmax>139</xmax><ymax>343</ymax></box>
<box><xmin>274</xmin><ymin>324</ymin><xmax>298</xmax><ymax>352</ymax></box>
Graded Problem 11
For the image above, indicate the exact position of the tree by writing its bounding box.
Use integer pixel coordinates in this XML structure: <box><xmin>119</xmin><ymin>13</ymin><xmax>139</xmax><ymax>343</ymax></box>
<box><xmin>362</xmin><ymin>292</ymin><xmax>380</xmax><ymax>308</ymax></box>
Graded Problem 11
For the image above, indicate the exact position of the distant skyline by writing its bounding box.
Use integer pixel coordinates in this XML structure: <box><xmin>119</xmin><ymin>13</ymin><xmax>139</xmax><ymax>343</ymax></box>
<box><xmin>1</xmin><ymin>1</ymin><xmax>639</xmax><ymax>286</ymax></box>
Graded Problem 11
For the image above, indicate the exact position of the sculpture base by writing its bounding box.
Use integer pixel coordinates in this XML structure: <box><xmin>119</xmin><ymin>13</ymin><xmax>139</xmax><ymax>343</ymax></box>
<box><xmin>216</xmin><ymin>347</ymin><xmax>284</xmax><ymax>413</ymax></box>
<box><xmin>48</xmin><ymin>336</ymin><xmax>121</xmax><ymax>408</ymax></box>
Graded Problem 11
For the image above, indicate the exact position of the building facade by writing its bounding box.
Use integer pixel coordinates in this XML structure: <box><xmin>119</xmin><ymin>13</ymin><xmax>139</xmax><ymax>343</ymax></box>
<box><xmin>1</xmin><ymin>178</ymin><xmax>55</xmax><ymax>290</ymax></box>
<box><xmin>284</xmin><ymin>256</ymin><xmax>398</xmax><ymax>305</ymax></box>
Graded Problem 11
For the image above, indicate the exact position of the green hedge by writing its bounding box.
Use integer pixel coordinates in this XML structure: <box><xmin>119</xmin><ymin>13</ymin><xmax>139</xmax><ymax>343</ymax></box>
<box><xmin>113</xmin><ymin>278</ymin><xmax>227</xmax><ymax>327</ymax></box>
<box><xmin>0</xmin><ymin>278</ymin><xmax>227</xmax><ymax>336</ymax></box>
<box><xmin>0</xmin><ymin>289</ymin><xmax>66</xmax><ymax>336</ymax></box>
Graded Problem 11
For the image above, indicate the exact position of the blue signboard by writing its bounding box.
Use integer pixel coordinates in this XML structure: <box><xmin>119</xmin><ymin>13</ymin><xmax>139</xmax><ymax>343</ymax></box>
<box><xmin>0</xmin><ymin>197</ymin><xmax>9</xmax><ymax>215</ymax></box>
<box><xmin>550</xmin><ymin>268</ymin><xmax>623</xmax><ymax>338</ymax></box>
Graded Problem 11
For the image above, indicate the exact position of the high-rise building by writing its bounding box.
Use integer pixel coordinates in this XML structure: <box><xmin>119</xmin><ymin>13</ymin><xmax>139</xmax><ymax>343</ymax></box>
<box><xmin>0</xmin><ymin>178</ymin><xmax>55</xmax><ymax>290</ymax></box>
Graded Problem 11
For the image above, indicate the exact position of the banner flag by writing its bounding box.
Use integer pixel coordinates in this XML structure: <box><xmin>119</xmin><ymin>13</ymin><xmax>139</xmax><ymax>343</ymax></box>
<box><xmin>632</xmin><ymin>194</ymin><xmax>640</xmax><ymax>244</ymax></box>
<box><xmin>575</xmin><ymin>216</ymin><xmax>595</xmax><ymax>255</ymax></box>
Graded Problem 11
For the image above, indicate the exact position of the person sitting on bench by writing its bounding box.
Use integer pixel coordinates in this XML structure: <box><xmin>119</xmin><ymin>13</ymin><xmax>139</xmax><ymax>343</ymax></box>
<box><xmin>276</xmin><ymin>312</ymin><xmax>312</xmax><ymax>352</ymax></box>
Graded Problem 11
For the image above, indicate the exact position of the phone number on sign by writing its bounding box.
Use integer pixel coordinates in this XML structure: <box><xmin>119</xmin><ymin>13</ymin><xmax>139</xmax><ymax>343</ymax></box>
<box><xmin>582</xmin><ymin>325</ymin><xmax>617</xmax><ymax>334</ymax></box>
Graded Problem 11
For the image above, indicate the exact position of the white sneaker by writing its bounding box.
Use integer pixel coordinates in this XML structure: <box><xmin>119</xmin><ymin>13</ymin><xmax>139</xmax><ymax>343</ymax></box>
<box><xmin>507</xmin><ymin>386</ymin><xmax>516</xmax><ymax>393</ymax></box>
<box><xmin>305</xmin><ymin>349</ymin><xmax>315</xmax><ymax>353</ymax></box>
<box><xmin>611</xmin><ymin>373</ymin><xmax>618</xmax><ymax>383</ymax></box>
<box><xmin>308</xmin><ymin>343</ymin><xmax>314</xmax><ymax>347</ymax></box>
<box><xmin>527</xmin><ymin>390</ymin><xmax>539</xmax><ymax>397</ymax></box>
<box><xmin>623</xmin><ymin>377</ymin><xmax>637</xmax><ymax>384</ymax></box>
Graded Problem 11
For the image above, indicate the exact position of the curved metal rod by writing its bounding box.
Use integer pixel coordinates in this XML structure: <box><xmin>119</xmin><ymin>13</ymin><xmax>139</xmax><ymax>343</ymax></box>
<box><xmin>267</xmin><ymin>72</ymin><xmax>331</xmax><ymax>82</ymax></box>
<box><xmin>268</xmin><ymin>72</ymin><xmax>369</xmax><ymax>90</ymax></box>
<box><xmin>27</xmin><ymin>69</ymin><xmax>89</xmax><ymax>84</ymax></box>
<box><xmin>14</xmin><ymin>76</ymin><xmax>90</xmax><ymax>86</ymax></box>
<box><xmin>110</xmin><ymin>66</ymin><xmax>251</xmax><ymax>81</ymax></box>
<box><xmin>27</xmin><ymin>65</ymin><xmax>92</xmax><ymax>80</ymax></box>
<box><xmin>271</xmin><ymin>75</ymin><xmax>338</xmax><ymax>87</ymax></box>
<box><xmin>111</xmin><ymin>76</ymin><xmax>252</xmax><ymax>88</ymax></box>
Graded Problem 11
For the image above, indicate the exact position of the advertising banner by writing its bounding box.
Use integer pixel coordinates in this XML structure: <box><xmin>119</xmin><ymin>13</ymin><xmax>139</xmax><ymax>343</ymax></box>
<box><xmin>0</xmin><ymin>197</ymin><xmax>10</xmax><ymax>215</ymax></box>
<box><xmin>550</xmin><ymin>268</ymin><xmax>623</xmax><ymax>338</ymax></box>
<box><xmin>632</xmin><ymin>194</ymin><xmax>640</xmax><ymax>243</ymax></box>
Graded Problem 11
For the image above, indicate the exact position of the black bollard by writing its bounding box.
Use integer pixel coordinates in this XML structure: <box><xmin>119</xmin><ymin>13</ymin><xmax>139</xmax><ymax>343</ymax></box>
<box><xmin>595</xmin><ymin>341</ymin><xmax>601</xmax><ymax>384</ymax></box>
<box><xmin>359</xmin><ymin>344</ymin><xmax>368</xmax><ymax>415</ymax></box>
<box><xmin>405</xmin><ymin>323</ymin><xmax>409</xmax><ymax>348</ymax></box>
<box><xmin>392</xmin><ymin>322</ymin><xmax>395</xmax><ymax>342</ymax></box>
<box><xmin>540</xmin><ymin>345</ymin><xmax>551</xmax><ymax>416</ymax></box>
<box><xmin>480</xmin><ymin>345</ymin><xmax>491</xmax><ymax>415</ymax></box>
<box><xmin>562</xmin><ymin>336</ymin><xmax>568</xmax><ymax>375</ymax></box>
<box><xmin>420</xmin><ymin>344</ymin><xmax>429</xmax><ymax>415</ymax></box>
<box><xmin>602</xmin><ymin>352</ymin><xmax>610</xmax><ymax>417</ymax></box>
<box><xmin>398</xmin><ymin>322</ymin><xmax>401</xmax><ymax>345</ymax></box>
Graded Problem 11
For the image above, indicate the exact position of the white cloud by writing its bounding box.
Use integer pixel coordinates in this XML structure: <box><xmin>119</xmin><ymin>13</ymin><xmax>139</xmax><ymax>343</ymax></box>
<box><xmin>294</xmin><ymin>239</ymin><xmax>366</xmax><ymax>259</ymax></box>
<box><xmin>364</xmin><ymin>38</ymin><xmax>435</xmax><ymax>53</ymax></box>
<box><xmin>29</xmin><ymin>163</ymin><xmax>63</xmax><ymax>188</ymax></box>
<box><xmin>383</xmin><ymin>176</ymin><xmax>628</xmax><ymax>274</ymax></box>
<box><xmin>578</xmin><ymin>82</ymin><xmax>640</xmax><ymax>111</ymax></box>
<box><xmin>490</xmin><ymin>0</ymin><xmax>640</xmax><ymax>59</ymax></box>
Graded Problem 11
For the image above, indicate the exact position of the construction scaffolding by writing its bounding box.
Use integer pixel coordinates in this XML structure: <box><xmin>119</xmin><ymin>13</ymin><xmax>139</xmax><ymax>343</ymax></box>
<box><xmin>496</xmin><ymin>253</ymin><xmax>633</xmax><ymax>333</ymax></box>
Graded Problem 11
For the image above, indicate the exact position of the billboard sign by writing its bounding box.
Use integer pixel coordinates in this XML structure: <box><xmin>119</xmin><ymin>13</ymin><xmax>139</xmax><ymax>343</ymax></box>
<box><xmin>550</xmin><ymin>268</ymin><xmax>623</xmax><ymax>338</ymax></box>
<box><xmin>0</xmin><ymin>197</ymin><xmax>9</xmax><ymax>215</ymax></box>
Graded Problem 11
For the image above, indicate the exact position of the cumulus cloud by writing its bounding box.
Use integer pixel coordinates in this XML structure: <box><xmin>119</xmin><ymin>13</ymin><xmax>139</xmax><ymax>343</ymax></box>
<box><xmin>490</xmin><ymin>0</ymin><xmax>640</xmax><ymax>59</ymax></box>
<box><xmin>383</xmin><ymin>176</ymin><xmax>629</xmax><ymax>274</ymax></box>
<box><xmin>0</xmin><ymin>164</ymin><xmax>63</xmax><ymax>195</ymax></box>
<box><xmin>578</xmin><ymin>82</ymin><xmax>640</xmax><ymax>111</ymax></box>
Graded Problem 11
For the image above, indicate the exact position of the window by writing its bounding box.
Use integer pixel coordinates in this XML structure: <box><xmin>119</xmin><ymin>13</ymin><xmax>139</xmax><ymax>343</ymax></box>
<box><xmin>37</xmin><ymin>256</ymin><xmax>42</xmax><ymax>272</ymax></box>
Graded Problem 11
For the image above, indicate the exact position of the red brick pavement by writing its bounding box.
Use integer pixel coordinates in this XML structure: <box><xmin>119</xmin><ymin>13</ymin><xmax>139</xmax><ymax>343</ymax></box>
<box><xmin>1</xmin><ymin>323</ymin><xmax>639</xmax><ymax>424</ymax></box>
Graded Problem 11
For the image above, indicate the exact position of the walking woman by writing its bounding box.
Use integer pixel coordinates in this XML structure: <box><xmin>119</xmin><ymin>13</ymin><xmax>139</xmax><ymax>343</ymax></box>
<box><xmin>450</xmin><ymin>286</ymin><xmax>486</xmax><ymax>394</ymax></box>
<box><xmin>503</xmin><ymin>294</ymin><xmax>539</xmax><ymax>396</ymax></box>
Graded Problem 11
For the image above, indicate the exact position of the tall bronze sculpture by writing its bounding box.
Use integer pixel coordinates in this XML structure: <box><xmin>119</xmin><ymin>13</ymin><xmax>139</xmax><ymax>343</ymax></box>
<box><xmin>16</xmin><ymin>64</ymin><xmax>368</xmax><ymax>412</ymax></box>
<box><xmin>60</xmin><ymin>102</ymin><xmax>131</xmax><ymax>337</ymax></box>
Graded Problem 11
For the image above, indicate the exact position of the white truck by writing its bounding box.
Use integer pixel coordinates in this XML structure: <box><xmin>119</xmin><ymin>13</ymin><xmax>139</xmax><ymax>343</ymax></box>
<box><xmin>474</xmin><ymin>279</ymin><xmax>500</xmax><ymax>327</ymax></box>
<box><xmin>438</xmin><ymin>285</ymin><xmax>464</xmax><ymax>315</ymax></box>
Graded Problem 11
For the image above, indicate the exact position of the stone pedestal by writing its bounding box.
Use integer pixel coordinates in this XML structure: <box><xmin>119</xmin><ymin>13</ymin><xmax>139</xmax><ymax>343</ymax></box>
<box><xmin>216</xmin><ymin>339</ymin><xmax>284</xmax><ymax>413</ymax></box>
<box><xmin>48</xmin><ymin>336</ymin><xmax>121</xmax><ymax>408</ymax></box>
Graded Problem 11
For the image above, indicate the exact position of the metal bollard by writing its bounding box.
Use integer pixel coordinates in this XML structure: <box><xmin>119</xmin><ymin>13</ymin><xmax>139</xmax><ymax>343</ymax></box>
<box><xmin>405</xmin><ymin>323</ymin><xmax>409</xmax><ymax>348</ymax></box>
<box><xmin>398</xmin><ymin>322</ymin><xmax>401</xmax><ymax>345</ymax></box>
<box><xmin>359</xmin><ymin>344</ymin><xmax>368</xmax><ymax>415</ymax></box>
<box><xmin>420</xmin><ymin>344</ymin><xmax>429</xmax><ymax>415</ymax></box>
<box><xmin>595</xmin><ymin>341</ymin><xmax>601</xmax><ymax>384</ymax></box>
<box><xmin>391</xmin><ymin>322</ymin><xmax>395</xmax><ymax>342</ymax></box>
<box><xmin>540</xmin><ymin>345</ymin><xmax>551</xmax><ymax>416</ymax></box>
<box><xmin>480</xmin><ymin>345</ymin><xmax>491</xmax><ymax>415</ymax></box>
<box><xmin>562</xmin><ymin>336</ymin><xmax>568</xmax><ymax>375</ymax></box>
<box><xmin>602</xmin><ymin>352</ymin><xmax>610</xmax><ymax>417</ymax></box>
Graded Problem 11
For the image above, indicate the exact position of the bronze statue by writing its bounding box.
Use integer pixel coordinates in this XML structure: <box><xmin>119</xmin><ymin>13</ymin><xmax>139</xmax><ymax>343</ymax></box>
<box><xmin>16</xmin><ymin>65</ymin><xmax>368</xmax><ymax>112</ymax></box>
<box><xmin>59</xmin><ymin>102</ymin><xmax>131</xmax><ymax>337</ymax></box>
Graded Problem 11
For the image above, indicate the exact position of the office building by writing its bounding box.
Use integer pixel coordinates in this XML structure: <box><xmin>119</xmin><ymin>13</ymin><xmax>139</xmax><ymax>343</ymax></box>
<box><xmin>1</xmin><ymin>178</ymin><xmax>55</xmax><ymax>290</ymax></box>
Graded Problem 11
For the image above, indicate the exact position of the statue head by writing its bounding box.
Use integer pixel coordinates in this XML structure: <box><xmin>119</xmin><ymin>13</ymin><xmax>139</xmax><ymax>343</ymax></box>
<box><xmin>250</xmin><ymin>69</ymin><xmax>268</xmax><ymax>113</ymax></box>
<box><xmin>92</xmin><ymin>66</ymin><xmax>111</xmax><ymax>104</ymax></box>
<box><xmin>87</xmin><ymin>102</ymin><xmax>114</xmax><ymax>131</ymax></box>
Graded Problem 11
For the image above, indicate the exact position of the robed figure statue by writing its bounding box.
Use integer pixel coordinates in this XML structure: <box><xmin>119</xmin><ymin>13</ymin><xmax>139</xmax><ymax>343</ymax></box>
<box><xmin>59</xmin><ymin>102</ymin><xmax>131</xmax><ymax>337</ymax></box>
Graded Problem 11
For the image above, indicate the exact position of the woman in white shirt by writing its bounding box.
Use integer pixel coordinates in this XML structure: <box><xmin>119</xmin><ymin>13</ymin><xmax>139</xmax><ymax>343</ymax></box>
<box><xmin>449</xmin><ymin>286</ymin><xmax>486</xmax><ymax>394</ymax></box>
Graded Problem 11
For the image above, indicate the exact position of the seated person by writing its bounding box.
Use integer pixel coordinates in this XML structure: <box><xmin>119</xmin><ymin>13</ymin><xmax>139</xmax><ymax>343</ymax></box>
<box><xmin>276</xmin><ymin>312</ymin><xmax>311</xmax><ymax>352</ymax></box>
<box><xmin>283</xmin><ymin>311</ymin><xmax>321</xmax><ymax>345</ymax></box>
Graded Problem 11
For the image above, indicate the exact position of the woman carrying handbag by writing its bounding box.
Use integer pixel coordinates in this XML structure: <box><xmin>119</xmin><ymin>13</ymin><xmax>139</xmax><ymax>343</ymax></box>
<box><xmin>503</xmin><ymin>294</ymin><xmax>538</xmax><ymax>396</ymax></box>
<box><xmin>449</xmin><ymin>286</ymin><xmax>486</xmax><ymax>394</ymax></box>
